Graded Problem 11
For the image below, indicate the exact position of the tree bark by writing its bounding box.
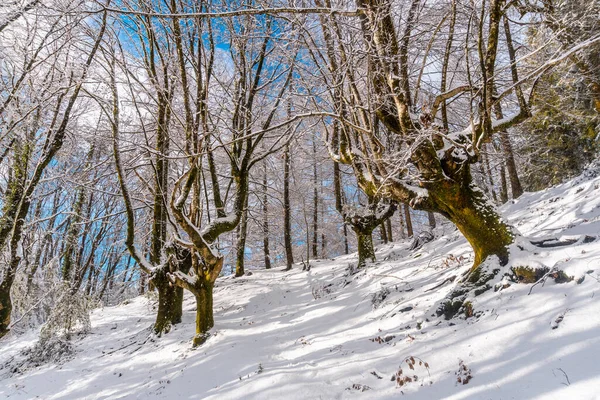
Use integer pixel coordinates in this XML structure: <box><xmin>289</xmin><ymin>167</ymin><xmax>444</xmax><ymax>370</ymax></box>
<box><xmin>312</xmin><ymin>137</ymin><xmax>319</xmax><ymax>258</ymax></box>
<box><xmin>385</xmin><ymin>218</ymin><xmax>393</xmax><ymax>242</ymax></box>
<box><xmin>283</xmin><ymin>143</ymin><xmax>294</xmax><ymax>270</ymax></box>
<box><xmin>355</xmin><ymin>228</ymin><xmax>376</xmax><ymax>268</ymax></box>
<box><xmin>193</xmin><ymin>280</ymin><xmax>214</xmax><ymax>347</ymax></box>
<box><xmin>380</xmin><ymin>222</ymin><xmax>388</xmax><ymax>244</ymax></box>
<box><xmin>499</xmin><ymin>131</ymin><xmax>523</xmax><ymax>198</ymax></box>
<box><xmin>343</xmin><ymin>224</ymin><xmax>349</xmax><ymax>254</ymax></box>
<box><xmin>344</xmin><ymin>202</ymin><xmax>396</xmax><ymax>268</ymax></box>
<box><xmin>428</xmin><ymin>211</ymin><xmax>436</xmax><ymax>229</ymax></box>
<box><xmin>426</xmin><ymin>177</ymin><xmax>513</xmax><ymax>270</ymax></box>
<box><xmin>262</xmin><ymin>160</ymin><xmax>271</xmax><ymax>269</ymax></box>
<box><xmin>404</xmin><ymin>204</ymin><xmax>413</xmax><ymax>238</ymax></box>
<box><xmin>499</xmin><ymin>163</ymin><xmax>509</xmax><ymax>204</ymax></box>
<box><xmin>398</xmin><ymin>208</ymin><xmax>406</xmax><ymax>239</ymax></box>
<box><xmin>151</xmin><ymin>268</ymin><xmax>181</xmax><ymax>334</ymax></box>
<box><xmin>235</xmin><ymin>200</ymin><xmax>249</xmax><ymax>277</ymax></box>
<box><xmin>482</xmin><ymin>149</ymin><xmax>498</xmax><ymax>203</ymax></box>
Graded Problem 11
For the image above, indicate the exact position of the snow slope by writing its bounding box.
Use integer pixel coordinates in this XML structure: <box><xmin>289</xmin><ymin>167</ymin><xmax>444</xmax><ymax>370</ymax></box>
<box><xmin>2</xmin><ymin>168</ymin><xmax>600</xmax><ymax>400</ymax></box>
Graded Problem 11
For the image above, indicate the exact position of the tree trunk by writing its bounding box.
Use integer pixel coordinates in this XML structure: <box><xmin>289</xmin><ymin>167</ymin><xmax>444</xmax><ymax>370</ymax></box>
<box><xmin>235</xmin><ymin>202</ymin><xmax>248</xmax><ymax>277</ymax></box>
<box><xmin>148</xmin><ymin>83</ymin><xmax>176</xmax><ymax>333</ymax></box>
<box><xmin>386</xmin><ymin>218</ymin><xmax>393</xmax><ymax>242</ymax></box>
<box><xmin>493</xmin><ymin>78</ymin><xmax>523</xmax><ymax>199</ymax></box>
<box><xmin>499</xmin><ymin>131</ymin><xmax>523</xmax><ymax>198</ymax></box>
<box><xmin>355</xmin><ymin>227</ymin><xmax>376</xmax><ymax>268</ymax></box>
<box><xmin>428</xmin><ymin>179</ymin><xmax>513</xmax><ymax>271</ymax></box>
<box><xmin>344</xmin><ymin>202</ymin><xmax>396</xmax><ymax>268</ymax></box>
<box><xmin>482</xmin><ymin>149</ymin><xmax>498</xmax><ymax>203</ymax></box>
<box><xmin>0</xmin><ymin>140</ymin><xmax>28</xmax><ymax>337</ymax></box>
<box><xmin>193</xmin><ymin>280</ymin><xmax>214</xmax><ymax>347</ymax></box>
<box><xmin>343</xmin><ymin>224</ymin><xmax>349</xmax><ymax>254</ymax></box>
<box><xmin>0</xmin><ymin>260</ymin><xmax>17</xmax><ymax>338</ymax></box>
<box><xmin>262</xmin><ymin>160</ymin><xmax>271</xmax><ymax>269</ymax></box>
<box><xmin>428</xmin><ymin>212</ymin><xmax>436</xmax><ymax>229</ymax></box>
<box><xmin>150</xmin><ymin>269</ymin><xmax>179</xmax><ymax>334</ymax></box>
<box><xmin>499</xmin><ymin>164</ymin><xmax>509</xmax><ymax>204</ymax></box>
<box><xmin>312</xmin><ymin>137</ymin><xmax>319</xmax><ymax>258</ymax></box>
<box><xmin>283</xmin><ymin>143</ymin><xmax>294</xmax><ymax>270</ymax></box>
<box><xmin>404</xmin><ymin>204</ymin><xmax>413</xmax><ymax>237</ymax></box>
<box><xmin>62</xmin><ymin>186</ymin><xmax>86</xmax><ymax>281</ymax></box>
<box><xmin>139</xmin><ymin>271</ymin><xmax>147</xmax><ymax>295</ymax></box>
<box><xmin>97</xmin><ymin>253</ymin><xmax>118</xmax><ymax>300</ymax></box>
<box><xmin>398</xmin><ymin>209</ymin><xmax>406</xmax><ymax>239</ymax></box>
<box><xmin>380</xmin><ymin>222</ymin><xmax>388</xmax><ymax>244</ymax></box>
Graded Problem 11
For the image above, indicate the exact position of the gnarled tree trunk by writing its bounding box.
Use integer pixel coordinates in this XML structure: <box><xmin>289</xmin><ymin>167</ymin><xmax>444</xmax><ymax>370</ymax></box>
<box><xmin>344</xmin><ymin>201</ymin><xmax>396</xmax><ymax>268</ymax></box>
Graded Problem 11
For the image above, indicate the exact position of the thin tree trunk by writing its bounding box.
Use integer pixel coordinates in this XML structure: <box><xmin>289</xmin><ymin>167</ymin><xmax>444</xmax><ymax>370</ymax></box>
<box><xmin>98</xmin><ymin>251</ymin><xmax>118</xmax><ymax>300</ymax></box>
<box><xmin>499</xmin><ymin>17</ymin><xmax>524</xmax><ymax>198</ymax></box>
<box><xmin>283</xmin><ymin>143</ymin><xmax>294</xmax><ymax>270</ymax></box>
<box><xmin>139</xmin><ymin>271</ymin><xmax>147</xmax><ymax>295</ymax></box>
<box><xmin>386</xmin><ymin>218</ymin><xmax>393</xmax><ymax>242</ymax></box>
<box><xmin>380</xmin><ymin>222</ymin><xmax>388</xmax><ymax>244</ymax></box>
<box><xmin>499</xmin><ymin>163</ymin><xmax>509</xmax><ymax>204</ymax></box>
<box><xmin>428</xmin><ymin>211</ymin><xmax>436</xmax><ymax>229</ymax></box>
<box><xmin>312</xmin><ymin>137</ymin><xmax>319</xmax><ymax>258</ymax></box>
<box><xmin>481</xmin><ymin>145</ymin><xmax>498</xmax><ymax>203</ymax></box>
<box><xmin>62</xmin><ymin>183</ymin><xmax>88</xmax><ymax>281</ymax></box>
<box><xmin>235</xmin><ymin>199</ymin><xmax>248</xmax><ymax>277</ymax></box>
<box><xmin>440</xmin><ymin>0</ymin><xmax>457</xmax><ymax>130</ymax></box>
<box><xmin>398</xmin><ymin>208</ymin><xmax>406</xmax><ymax>239</ymax></box>
<box><xmin>262</xmin><ymin>160</ymin><xmax>271</xmax><ymax>269</ymax></box>
<box><xmin>343</xmin><ymin>224</ymin><xmax>349</xmax><ymax>254</ymax></box>
<box><xmin>404</xmin><ymin>204</ymin><xmax>413</xmax><ymax>238</ymax></box>
<box><xmin>500</xmin><ymin>131</ymin><xmax>523</xmax><ymax>199</ymax></box>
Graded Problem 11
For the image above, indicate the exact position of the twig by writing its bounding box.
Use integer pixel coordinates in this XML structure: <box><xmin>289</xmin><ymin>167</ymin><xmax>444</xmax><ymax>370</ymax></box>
<box><xmin>528</xmin><ymin>267</ymin><xmax>557</xmax><ymax>295</ymax></box>
<box><xmin>425</xmin><ymin>275</ymin><xmax>457</xmax><ymax>292</ymax></box>
<box><xmin>553</xmin><ymin>368</ymin><xmax>570</xmax><ymax>386</ymax></box>
<box><xmin>371</xmin><ymin>273</ymin><xmax>407</xmax><ymax>281</ymax></box>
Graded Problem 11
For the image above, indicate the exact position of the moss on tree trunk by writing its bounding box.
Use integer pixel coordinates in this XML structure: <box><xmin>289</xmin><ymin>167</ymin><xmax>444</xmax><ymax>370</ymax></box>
<box><xmin>193</xmin><ymin>280</ymin><xmax>214</xmax><ymax>347</ymax></box>
<box><xmin>355</xmin><ymin>228</ymin><xmax>376</xmax><ymax>268</ymax></box>
<box><xmin>152</xmin><ymin>256</ymin><xmax>191</xmax><ymax>335</ymax></box>
<box><xmin>153</xmin><ymin>283</ymin><xmax>181</xmax><ymax>334</ymax></box>
<box><xmin>345</xmin><ymin>201</ymin><xmax>396</xmax><ymax>269</ymax></box>
<box><xmin>429</xmin><ymin>180</ymin><xmax>513</xmax><ymax>271</ymax></box>
<box><xmin>152</xmin><ymin>270</ymin><xmax>181</xmax><ymax>335</ymax></box>
<box><xmin>0</xmin><ymin>271</ymin><xmax>15</xmax><ymax>338</ymax></box>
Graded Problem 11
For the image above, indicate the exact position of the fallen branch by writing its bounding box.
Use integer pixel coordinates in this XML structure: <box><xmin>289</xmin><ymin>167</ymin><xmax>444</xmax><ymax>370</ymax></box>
<box><xmin>528</xmin><ymin>267</ymin><xmax>557</xmax><ymax>295</ymax></box>
<box><xmin>426</xmin><ymin>276</ymin><xmax>457</xmax><ymax>292</ymax></box>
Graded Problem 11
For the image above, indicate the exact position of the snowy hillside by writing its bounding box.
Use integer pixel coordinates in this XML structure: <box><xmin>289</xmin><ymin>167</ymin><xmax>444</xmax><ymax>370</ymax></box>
<box><xmin>2</xmin><ymin>169</ymin><xmax>600</xmax><ymax>400</ymax></box>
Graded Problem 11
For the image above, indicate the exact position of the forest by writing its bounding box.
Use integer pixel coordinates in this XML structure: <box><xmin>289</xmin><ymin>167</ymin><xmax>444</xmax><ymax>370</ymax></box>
<box><xmin>0</xmin><ymin>0</ymin><xmax>599</xmax><ymax>398</ymax></box>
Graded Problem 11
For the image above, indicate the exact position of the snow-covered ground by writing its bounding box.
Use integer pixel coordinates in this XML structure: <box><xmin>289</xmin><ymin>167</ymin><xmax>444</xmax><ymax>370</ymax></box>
<box><xmin>2</xmin><ymin>169</ymin><xmax>600</xmax><ymax>400</ymax></box>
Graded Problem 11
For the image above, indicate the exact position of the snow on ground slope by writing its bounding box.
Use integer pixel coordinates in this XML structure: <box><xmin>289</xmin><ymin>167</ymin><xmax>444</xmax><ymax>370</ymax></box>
<box><xmin>2</xmin><ymin>169</ymin><xmax>600</xmax><ymax>399</ymax></box>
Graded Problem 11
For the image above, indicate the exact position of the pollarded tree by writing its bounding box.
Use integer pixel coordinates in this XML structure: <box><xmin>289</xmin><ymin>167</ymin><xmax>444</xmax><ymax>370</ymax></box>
<box><xmin>342</xmin><ymin>198</ymin><xmax>396</xmax><ymax>268</ymax></box>
<box><xmin>135</xmin><ymin>1</ymin><xmax>300</xmax><ymax>346</ymax></box>
<box><xmin>313</xmin><ymin>0</ymin><xmax>600</xmax><ymax>280</ymax></box>
<box><xmin>98</xmin><ymin>5</ymin><xmax>193</xmax><ymax>335</ymax></box>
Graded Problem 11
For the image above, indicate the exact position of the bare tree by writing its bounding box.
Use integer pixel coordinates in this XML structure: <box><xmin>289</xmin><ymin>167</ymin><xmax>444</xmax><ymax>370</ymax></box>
<box><xmin>0</xmin><ymin>3</ymin><xmax>108</xmax><ymax>338</ymax></box>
